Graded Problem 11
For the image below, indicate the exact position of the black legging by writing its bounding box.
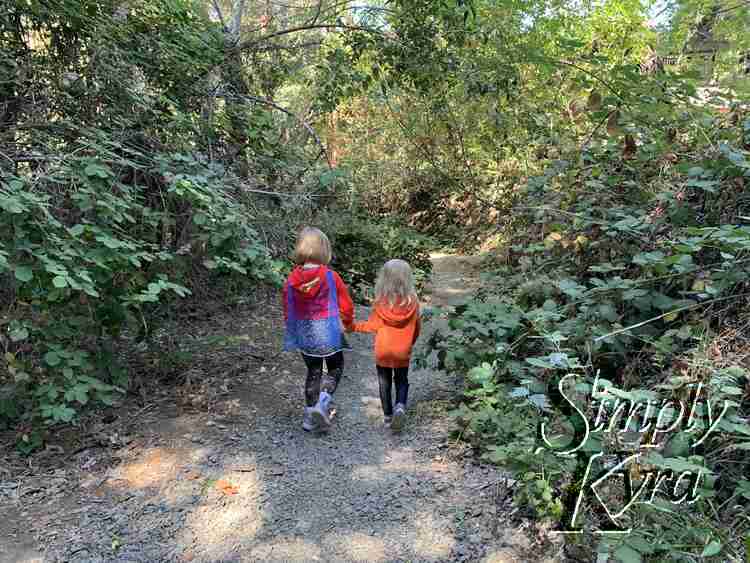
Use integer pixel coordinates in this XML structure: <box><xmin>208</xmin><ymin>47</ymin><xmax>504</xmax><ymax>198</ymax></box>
<box><xmin>376</xmin><ymin>365</ymin><xmax>409</xmax><ymax>417</ymax></box>
<box><xmin>302</xmin><ymin>352</ymin><xmax>343</xmax><ymax>407</ymax></box>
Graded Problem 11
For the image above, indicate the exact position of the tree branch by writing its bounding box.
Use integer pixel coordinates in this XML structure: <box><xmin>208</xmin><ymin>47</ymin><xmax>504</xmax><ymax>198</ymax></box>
<box><xmin>211</xmin><ymin>0</ymin><xmax>227</xmax><ymax>31</ymax></box>
<box><xmin>234</xmin><ymin>23</ymin><xmax>384</xmax><ymax>52</ymax></box>
<box><xmin>229</xmin><ymin>0</ymin><xmax>247</xmax><ymax>43</ymax></box>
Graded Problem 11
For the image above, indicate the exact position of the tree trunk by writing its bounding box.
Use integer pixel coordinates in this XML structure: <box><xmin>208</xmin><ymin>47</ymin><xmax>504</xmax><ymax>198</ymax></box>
<box><xmin>222</xmin><ymin>0</ymin><xmax>251</xmax><ymax>177</ymax></box>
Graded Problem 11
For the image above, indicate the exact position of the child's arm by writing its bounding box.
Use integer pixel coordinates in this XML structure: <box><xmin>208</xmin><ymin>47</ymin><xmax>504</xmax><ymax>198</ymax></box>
<box><xmin>282</xmin><ymin>281</ymin><xmax>288</xmax><ymax>321</ymax></box>
<box><xmin>351</xmin><ymin>310</ymin><xmax>382</xmax><ymax>333</ymax></box>
<box><xmin>332</xmin><ymin>271</ymin><xmax>354</xmax><ymax>328</ymax></box>
<box><xmin>413</xmin><ymin>306</ymin><xmax>421</xmax><ymax>343</ymax></box>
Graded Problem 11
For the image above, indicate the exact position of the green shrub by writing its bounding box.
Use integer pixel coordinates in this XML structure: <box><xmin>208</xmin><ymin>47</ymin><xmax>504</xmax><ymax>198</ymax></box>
<box><xmin>326</xmin><ymin>211</ymin><xmax>434</xmax><ymax>301</ymax></box>
<box><xmin>0</xmin><ymin>152</ymin><xmax>282</xmax><ymax>437</ymax></box>
<box><xmin>419</xmin><ymin>131</ymin><xmax>750</xmax><ymax>560</ymax></box>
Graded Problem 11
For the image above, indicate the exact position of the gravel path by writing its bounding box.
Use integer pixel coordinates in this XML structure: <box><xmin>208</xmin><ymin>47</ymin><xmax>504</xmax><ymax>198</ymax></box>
<box><xmin>1</xmin><ymin>254</ymin><xmax>563</xmax><ymax>563</ymax></box>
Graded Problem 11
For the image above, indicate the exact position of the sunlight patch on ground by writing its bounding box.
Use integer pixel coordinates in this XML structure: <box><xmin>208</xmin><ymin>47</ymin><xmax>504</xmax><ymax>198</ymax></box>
<box><xmin>116</xmin><ymin>447</ymin><xmax>190</xmax><ymax>489</ymax></box>
<box><xmin>323</xmin><ymin>532</ymin><xmax>387</xmax><ymax>561</ymax></box>
<box><xmin>249</xmin><ymin>538</ymin><xmax>322</xmax><ymax>561</ymax></box>
<box><xmin>181</xmin><ymin>499</ymin><xmax>264</xmax><ymax>559</ymax></box>
<box><xmin>175</xmin><ymin>453</ymin><xmax>266</xmax><ymax>560</ymax></box>
<box><xmin>433</xmin><ymin>286</ymin><xmax>474</xmax><ymax>295</ymax></box>
<box><xmin>413</xmin><ymin>509</ymin><xmax>455</xmax><ymax>559</ymax></box>
<box><xmin>351</xmin><ymin>447</ymin><xmax>418</xmax><ymax>481</ymax></box>
<box><xmin>360</xmin><ymin>395</ymin><xmax>385</xmax><ymax>420</ymax></box>
<box><xmin>483</xmin><ymin>548</ymin><xmax>522</xmax><ymax>562</ymax></box>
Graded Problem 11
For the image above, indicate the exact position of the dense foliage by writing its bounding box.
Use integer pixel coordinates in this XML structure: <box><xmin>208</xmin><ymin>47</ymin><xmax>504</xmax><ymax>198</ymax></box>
<box><xmin>327</xmin><ymin>212</ymin><xmax>434</xmax><ymax>300</ymax></box>
<box><xmin>398</xmin><ymin>5</ymin><xmax>750</xmax><ymax>559</ymax></box>
<box><xmin>3</xmin><ymin>0</ymin><xmax>750</xmax><ymax>559</ymax></box>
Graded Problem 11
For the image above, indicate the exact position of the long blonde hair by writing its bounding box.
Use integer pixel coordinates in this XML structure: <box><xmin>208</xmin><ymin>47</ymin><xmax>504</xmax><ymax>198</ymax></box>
<box><xmin>375</xmin><ymin>259</ymin><xmax>417</xmax><ymax>306</ymax></box>
<box><xmin>292</xmin><ymin>227</ymin><xmax>332</xmax><ymax>265</ymax></box>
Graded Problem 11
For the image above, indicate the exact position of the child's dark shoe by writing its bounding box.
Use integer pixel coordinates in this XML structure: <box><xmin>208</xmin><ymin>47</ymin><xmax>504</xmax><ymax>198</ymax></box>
<box><xmin>391</xmin><ymin>403</ymin><xmax>406</xmax><ymax>432</ymax></box>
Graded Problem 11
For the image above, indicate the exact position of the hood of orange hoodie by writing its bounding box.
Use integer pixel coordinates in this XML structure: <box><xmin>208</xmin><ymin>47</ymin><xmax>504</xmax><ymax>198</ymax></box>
<box><xmin>288</xmin><ymin>265</ymin><xmax>327</xmax><ymax>299</ymax></box>
<box><xmin>375</xmin><ymin>300</ymin><xmax>418</xmax><ymax>328</ymax></box>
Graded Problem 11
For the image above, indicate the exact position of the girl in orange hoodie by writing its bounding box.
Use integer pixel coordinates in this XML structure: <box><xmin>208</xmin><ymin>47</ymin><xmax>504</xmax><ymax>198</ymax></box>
<box><xmin>349</xmin><ymin>259</ymin><xmax>420</xmax><ymax>432</ymax></box>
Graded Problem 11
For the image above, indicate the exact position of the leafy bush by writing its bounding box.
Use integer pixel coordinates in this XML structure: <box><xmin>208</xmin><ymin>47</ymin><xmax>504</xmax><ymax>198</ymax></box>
<box><xmin>0</xmin><ymin>152</ymin><xmax>282</xmax><ymax>436</ymax></box>
<box><xmin>419</xmin><ymin>114</ymin><xmax>750</xmax><ymax>560</ymax></box>
<box><xmin>326</xmin><ymin>211</ymin><xmax>434</xmax><ymax>301</ymax></box>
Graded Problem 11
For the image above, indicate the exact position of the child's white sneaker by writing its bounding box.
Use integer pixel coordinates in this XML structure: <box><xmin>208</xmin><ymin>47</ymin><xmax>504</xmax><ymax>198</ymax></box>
<box><xmin>391</xmin><ymin>403</ymin><xmax>406</xmax><ymax>432</ymax></box>
<box><xmin>311</xmin><ymin>392</ymin><xmax>332</xmax><ymax>430</ymax></box>
<box><xmin>384</xmin><ymin>415</ymin><xmax>393</xmax><ymax>426</ymax></box>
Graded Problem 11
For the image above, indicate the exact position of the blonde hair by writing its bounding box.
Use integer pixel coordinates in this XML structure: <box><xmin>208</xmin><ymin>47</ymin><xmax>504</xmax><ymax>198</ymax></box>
<box><xmin>293</xmin><ymin>227</ymin><xmax>332</xmax><ymax>265</ymax></box>
<box><xmin>375</xmin><ymin>259</ymin><xmax>417</xmax><ymax>306</ymax></box>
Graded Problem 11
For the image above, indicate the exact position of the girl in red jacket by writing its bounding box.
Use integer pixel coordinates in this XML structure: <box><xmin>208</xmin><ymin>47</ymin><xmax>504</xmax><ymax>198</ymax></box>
<box><xmin>283</xmin><ymin>227</ymin><xmax>354</xmax><ymax>432</ymax></box>
<box><xmin>349</xmin><ymin>259</ymin><xmax>420</xmax><ymax>432</ymax></box>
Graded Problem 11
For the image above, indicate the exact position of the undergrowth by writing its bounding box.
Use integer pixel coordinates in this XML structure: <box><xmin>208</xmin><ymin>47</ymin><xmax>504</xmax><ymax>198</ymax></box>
<box><xmin>419</xmin><ymin>101</ymin><xmax>750</xmax><ymax>561</ymax></box>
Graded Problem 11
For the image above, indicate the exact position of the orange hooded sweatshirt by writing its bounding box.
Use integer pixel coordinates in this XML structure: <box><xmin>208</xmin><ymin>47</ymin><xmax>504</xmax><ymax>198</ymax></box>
<box><xmin>352</xmin><ymin>300</ymin><xmax>420</xmax><ymax>368</ymax></box>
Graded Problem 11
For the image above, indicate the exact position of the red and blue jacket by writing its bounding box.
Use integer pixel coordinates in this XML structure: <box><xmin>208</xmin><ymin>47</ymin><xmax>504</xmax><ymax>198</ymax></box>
<box><xmin>282</xmin><ymin>264</ymin><xmax>354</xmax><ymax>357</ymax></box>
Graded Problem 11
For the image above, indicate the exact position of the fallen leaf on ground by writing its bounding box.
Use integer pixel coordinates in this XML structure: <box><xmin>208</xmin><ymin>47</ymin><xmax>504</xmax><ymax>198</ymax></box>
<box><xmin>215</xmin><ymin>479</ymin><xmax>239</xmax><ymax>495</ymax></box>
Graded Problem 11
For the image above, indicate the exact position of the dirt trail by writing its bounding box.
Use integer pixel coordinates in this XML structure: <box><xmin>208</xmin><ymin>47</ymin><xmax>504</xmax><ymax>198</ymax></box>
<box><xmin>1</xmin><ymin>254</ymin><xmax>561</xmax><ymax>563</ymax></box>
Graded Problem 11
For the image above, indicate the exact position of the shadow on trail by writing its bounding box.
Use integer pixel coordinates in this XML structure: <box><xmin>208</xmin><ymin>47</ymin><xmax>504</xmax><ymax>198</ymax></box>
<box><xmin>75</xmin><ymin>323</ymin><xmax>471</xmax><ymax>562</ymax></box>
<box><xmin>7</xmin><ymin>254</ymin><xmax>542</xmax><ymax>563</ymax></box>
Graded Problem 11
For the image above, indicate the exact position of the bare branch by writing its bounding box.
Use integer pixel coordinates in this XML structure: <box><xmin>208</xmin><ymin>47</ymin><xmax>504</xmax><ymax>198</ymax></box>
<box><xmin>252</xmin><ymin>41</ymin><xmax>323</xmax><ymax>53</ymax></box>
<box><xmin>234</xmin><ymin>23</ymin><xmax>384</xmax><ymax>52</ymax></box>
<box><xmin>307</xmin><ymin>0</ymin><xmax>323</xmax><ymax>26</ymax></box>
<box><xmin>229</xmin><ymin>0</ymin><xmax>247</xmax><ymax>42</ymax></box>
<box><xmin>240</xmin><ymin>186</ymin><xmax>328</xmax><ymax>197</ymax></box>
<box><xmin>211</xmin><ymin>0</ymin><xmax>228</xmax><ymax>30</ymax></box>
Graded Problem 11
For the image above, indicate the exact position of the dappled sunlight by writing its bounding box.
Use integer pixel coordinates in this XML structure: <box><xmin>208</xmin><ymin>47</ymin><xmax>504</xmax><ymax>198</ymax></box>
<box><xmin>360</xmin><ymin>395</ymin><xmax>385</xmax><ymax>420</ymax></box>
<box><xmin>436</xmin><ymin>286</ymin><xmax>475</xmax><ymax>295</ymax></box>
<box><xmin>115</xmin><ymin>447</ymin><xmax>191</xmax><ymax>490</ymax></box>
<box><xmin>179</xmin><ymin>466</ymin><xmax>265</xmax><ymax>559</ymax></box>
<box><xmin>323</xmin><ymin>532</ymin><xmax>388</xmax><ymax>561</ymax></box>
<box><xmin>483</xmin><ymin>548</ymin><xmax>522</xmax><ymax>562</ymax></box>
<box><xmin>425</xmin><ymin>253</ymin><xmax>485</xmax><ymax>307</ymax></box>
<box><xmin>413</xmin><ymin>509</ymin><xmax>455</xmax><ymax>559</ymax></box>
<box><xmin>248</xmin><ymin>537</ymin><xmax>322</xmax><ymax>561</ymax></box>
<box><xmin>183</xmin><ymin>502</ymin><xmax>264</xmax><ymax>557</ymax></box>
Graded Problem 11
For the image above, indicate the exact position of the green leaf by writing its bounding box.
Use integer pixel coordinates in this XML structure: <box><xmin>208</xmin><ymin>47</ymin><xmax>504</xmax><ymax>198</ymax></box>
<box><xmin>614</xmin><ymin>544</ymin><xmax>642</xmax><ymax>563</ymax></box>
<box><xmin>14</xmin><ymin>266</ymin><xmax>33</xmax><ymax>282</ymax></box>
<box><xmin>526</xmin><ymin>357</ymin><xmax>553</xmax><ymax>368</ymax></box>
<box><xmin>701</xmin><ymin>540</ymin><xmax>721</xmax><ymax>557</ymax></box>
<box><xmin>14</xmin><ymin>371</ymin><xmax>30</xmax><ymax>383</ymax></box>
<box><xmin>73</xmin><ymin>384</ymin><xmax>90</xmax><ymax>405</ymax></box>
<box><xmin>84</xmin><ymin>164</ymin><xmax>110</xmax><ymax>178</ymax></box>
<box><xmin>10</xmin><ymin>327</ymin><xmax>29</xmax><ymax>341</ymax></box>
<box><xmin>52</xmin><ymin>276</ymin><xmax>68</xmax><ymax>288</ymax></box>
<box><xmin>44</xmin><ymin>351</ymin><xmax>61</xmax><ymax>367</ymax></box>
<box><xmin>51</xmin><ymin>405</ymin><xmax>76</xmax><ymax>423</ymax></box>
<box><xmin>558</xmin><ymin>279</ymin><xmax>586</xmax><ymax>298</ymax></box>
<box><xmin>622</xmin><ymin>288</ymin><xmax>648</xmax><ymax>300</ymax></box>
<box><xmin>633</xmin><ymin>251</ymin><xmax>665</xmax><ymax>266</ymax></box>
<box><xmin>101</xmin><ymin>237</ymin><xmax>122</xmax><ymax>249</ymax></box>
